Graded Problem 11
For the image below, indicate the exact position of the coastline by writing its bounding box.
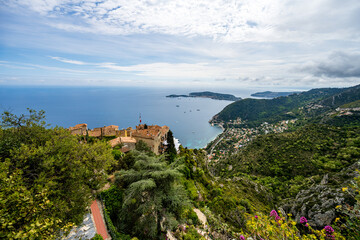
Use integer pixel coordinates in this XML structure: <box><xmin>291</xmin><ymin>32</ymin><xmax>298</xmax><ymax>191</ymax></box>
<box><xmin>1</xmin><ymin>86</ymin><xmax>232</xmax><ymax>150</ymax></box>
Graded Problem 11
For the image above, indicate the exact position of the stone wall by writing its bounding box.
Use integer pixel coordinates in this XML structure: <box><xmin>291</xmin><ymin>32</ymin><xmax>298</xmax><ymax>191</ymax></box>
<box><xmin>69</xmin><ymin>123</ymin><xmax>87</xmax><ymax>136</ymax></box>
<box><xmin>88</xmin><ymin>128</ymin><xmax>102</xmax><ymax>137</ymax></box>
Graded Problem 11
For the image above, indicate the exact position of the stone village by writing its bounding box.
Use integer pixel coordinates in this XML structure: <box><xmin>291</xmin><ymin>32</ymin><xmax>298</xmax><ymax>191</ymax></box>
<box><xmin>68</xmin><ymin>123</ymin><xmax>170</xmax><ymax>155</ymax></box>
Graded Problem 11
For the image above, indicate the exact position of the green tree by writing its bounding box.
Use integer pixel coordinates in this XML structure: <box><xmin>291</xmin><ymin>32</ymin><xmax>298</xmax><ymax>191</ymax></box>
<box><xmin>115</xmin><ymin>152</ymin><xmax>189</xmax><ymax>239</ymax></box>
<box><xmin>0</xmin><ymin>109</ymin><xmax>51</xmax><ymax>160</ymax></box>
<box><xmin>165</xmin><ymin>130</ymin><xmax>177</xmax><ymax>163</ymax></box>
<box><xmin>0</xmin><ymin>109</ymin><xmax>115</xmax><ymax>239</ymax></box>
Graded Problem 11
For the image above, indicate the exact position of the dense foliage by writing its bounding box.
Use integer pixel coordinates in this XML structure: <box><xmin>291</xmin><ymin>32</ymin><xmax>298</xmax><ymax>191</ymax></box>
<box><xmin>214</xmin><ymin>85</ymin><xmax>360</xmax><ymax>127</ymax></box>
<box><xmin>214</xmin><ymin>87</ymin><xmax>346</xmax><ymax>126</ymax></box>
<box><xmin>0</xmin><ymin>109</ymin><xmax>114</xmax><ymax>239</ymax></box>
<box><xmin>113</xmin><ymin>151</ymin><xmax>189</xmax><ymax>239</ymax></box>
<box><xmin>165</xmin><ymin>130</ymin><xmax>177</xmax><ymax>163</ymax></box>
<box><xmin>215</xmin><ymin>124</ymin><xmax>360</xmax><ymax>200</ymax></box>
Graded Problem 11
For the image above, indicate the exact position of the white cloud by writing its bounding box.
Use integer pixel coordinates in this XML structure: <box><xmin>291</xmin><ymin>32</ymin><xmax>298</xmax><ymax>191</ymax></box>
<box><xmin>50</xmin><ymin>56</ymin><xmax>238</xmax><ymax>78</ymax></box>
<box><xmin>7</xmin><ymin>0</ymin><xmax>360</xmax><ymax>43</ymax></box>
<box><xmin>2</xmin><ymin>1</ymin><xmax>360</xmax><ymax>88</ymax></box>
<box><xmin>50</xmin><ymin>56</ymin><xmax>87</xmax><ymax>65</ymax></box>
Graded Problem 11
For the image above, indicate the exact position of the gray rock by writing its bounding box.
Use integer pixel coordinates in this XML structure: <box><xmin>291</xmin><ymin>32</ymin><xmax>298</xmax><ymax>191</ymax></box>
<box><xmin>320</xmin><ymin>174</ymin><xmax>328</xmax><ymax>185</ymax></box>
<box><xmin>280</xmin><ymin>161</ymin><xmax>360</xmax><ymax>227</ymax></box>
<box><xmin>313</xmin><ymin>210</ymin><xmax>335</xmax><ymax>226</ymax></box>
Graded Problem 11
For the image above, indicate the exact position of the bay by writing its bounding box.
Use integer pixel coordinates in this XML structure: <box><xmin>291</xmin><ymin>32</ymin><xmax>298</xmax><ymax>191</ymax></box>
<box><xmin>0</xmin><ymin>86</ymin><xmax>248</xmax><ymax>148</ymax></box>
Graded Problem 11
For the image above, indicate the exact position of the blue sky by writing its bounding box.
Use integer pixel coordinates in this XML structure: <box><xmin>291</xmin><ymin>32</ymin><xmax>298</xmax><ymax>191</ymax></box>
<box><xmin>1</xmin><ymin>0</ymin><xmax>360</xmax><ymax>89</ymax></box>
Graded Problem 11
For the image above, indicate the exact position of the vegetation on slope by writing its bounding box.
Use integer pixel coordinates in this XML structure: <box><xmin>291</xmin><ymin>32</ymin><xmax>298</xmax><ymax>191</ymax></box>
<box><xmin>0</xmin><ymin>109</ymin><xmax>114</xmax><ymax>239</ymax></box>
<box><xmin>215</xmin><ymin>124</ymin><xmax>360</xmax><ymax>200</ymax></box>
<box><xmin>213</xmin><ymin>85</ymin><xmax>360</xmax><ymax>127</ymax></box>
<box><xmin>115</xmin><ymin>152</ymin><xmax>189</xmax><ymax>239</ymax></box>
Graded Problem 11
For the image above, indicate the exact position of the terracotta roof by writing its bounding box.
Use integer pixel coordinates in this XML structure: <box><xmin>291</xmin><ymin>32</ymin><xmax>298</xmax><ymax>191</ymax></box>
<box><xmin>74</xmin><ymin>123</ymin><xmax>87</xmax><ymax>128</ymax></box>
<box><xmin>161</xmin><ymin>126</ymin><xmax>170</xmax><ymax>135</ymax></box>
<box><xmin>132</xmin><ymin>124</ymin><xmax>169</xmax><ymax>139</ymax></box>
<box><xmin>109</xmin><ymin>137</ymin><xmax>121</xmax><ymax>148</ymax></box>
<box><xmin>69</xmin><ymin>123</ymin><xmax>87</xmax><ymax>130</ymax></box>
<box><xmin>132</xmin><ymin>129</ymin><xmax>160</xmax><ymax>139</ymax></box>
<box><xmin>120</xmin><ymin>137</ymin><xmax>136</xmax><ymax>143</ymax></box>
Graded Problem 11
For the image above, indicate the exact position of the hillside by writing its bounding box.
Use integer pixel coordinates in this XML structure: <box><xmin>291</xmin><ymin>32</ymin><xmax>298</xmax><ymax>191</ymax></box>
<box><xmin>211</xmin><ymin>85</ymin><xmax>360</xmax><ymax>127</ymax></box>
<box><xmin>215</xmin><ymin>124</ymin><xmax>360</xmax><ymax>199</ymax></box>
<box><xmin>203</xmin><ymin>84</ymin><xmax>360</xmax><ymax>238</ymax></box>
<box><xmin>251</xmin><ymin>91</ymin><xmax>301</xmax><ymax>98</ymax></box>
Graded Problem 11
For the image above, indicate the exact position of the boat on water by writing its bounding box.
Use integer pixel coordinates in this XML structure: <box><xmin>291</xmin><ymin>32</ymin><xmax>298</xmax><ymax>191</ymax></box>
<box><xmin>176</xmin><ymin>105</ymin><xmax>180</xmax><ymax>107</ymax></box>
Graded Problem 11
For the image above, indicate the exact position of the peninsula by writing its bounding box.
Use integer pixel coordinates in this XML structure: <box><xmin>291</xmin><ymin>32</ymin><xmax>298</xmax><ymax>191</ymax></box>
<box><xmin>166</xmin><ymin>91</ymin><xmax>241</xmax><ymax>101</ymax></box>
<box><xmin>251</xmin><ymin>91</ymin><xmax>301</xmax><ymax>98</ymax></box>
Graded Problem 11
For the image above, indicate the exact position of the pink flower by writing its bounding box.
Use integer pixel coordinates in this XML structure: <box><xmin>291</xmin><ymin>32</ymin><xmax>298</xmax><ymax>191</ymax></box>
<box><xmin>239</xmin><ymin>235</ymin><xmax>245</xmax><ymax>240</ymax></box>
<box><xmin>270</xmin><ymin>210</ymin><xmax>278</xmax><ymax>217</ymax></box>
<box><xmin>324</xmin><ymin>225</ymin><xmax>334</xmax><ymax>233</ymax></box>
<box><xmin>254</xmin><ymin>215</ymin><xmax>258</xmax><ymax>219</ymax></box>
<box><xmin>305</xmin><ymin>223</ymin><xmax>309</xmax><ymax>227</ymax></box>
<box><xmin>300</xmin><ymin>216</ymin><xmax>307</xmax><ymax>224</ymax></box>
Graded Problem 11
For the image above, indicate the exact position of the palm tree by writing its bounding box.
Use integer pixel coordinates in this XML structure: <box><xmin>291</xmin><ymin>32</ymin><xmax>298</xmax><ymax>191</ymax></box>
<box><xmin>115</xmin><ymin>152</ymin><xmax>189</xmax><ymax>239</ymax></box>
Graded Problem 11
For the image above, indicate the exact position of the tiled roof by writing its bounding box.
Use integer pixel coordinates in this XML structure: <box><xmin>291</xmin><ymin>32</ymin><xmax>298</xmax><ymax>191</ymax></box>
<box><xmin>132</xmin><ymin>125</ymin><xmax>169</xmax><ymax>139</ymax></box>
<box><xmin>120</xmin><ymin>137</ymin><xmax>136</xmax><ymax>143</ymax></box>
<box><xmin>69</xmin><ymin>123</ymin><xmax>87</xmax><ymax>130</ymax></box>
<box><xmin>109</xmin><ymin>137</ymin><xmax>121</xmax><ymax>148</ymax></box>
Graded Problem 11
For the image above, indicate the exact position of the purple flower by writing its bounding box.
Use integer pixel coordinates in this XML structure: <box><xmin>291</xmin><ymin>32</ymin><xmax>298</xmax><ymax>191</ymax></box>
<box><xmin>300</xmin><ymin>216</ymin><xmax>307</xmax><ymax>224</ymax></box>
<box><xmin>270</xmin><ymin>210</ymin><xmax>278</xmax><ymax>217</ymax></box>
<box><xmin>239</xmin><ymin>236</ymin><xmax>245</xmax><ymax>240</ymax></box>
<box><xmin>275</xmin><ymin>215</ymin><xmax>281</xmax><ymax>222</ymax></box>
<box><xmin>324</xmin><ymin>225</ymin><xmax>334</xmax><ymax>233</ymax></box>
<box><xmin>305</xmin><ymin>223</ymin><xmax>309</xmax><ymax>227</ymax></box>
<box><xmin>254</xmin><ymin>215</ymin><xmax>258</xmax><ymax>219</ymax></box>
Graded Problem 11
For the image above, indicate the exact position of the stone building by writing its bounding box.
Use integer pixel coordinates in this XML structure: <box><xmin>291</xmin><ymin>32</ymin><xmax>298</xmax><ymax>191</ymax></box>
<box><xmin>69</xmin><ymin>123</ymin><xmax>169</xmax><ymax>155</ymax></box>
<box><xmin>69</xmin><ymin>123</ymin><xmax>88</xmax><ymax>136</ymax></box>
<box><xmin>88</xmin><ymin>125</ymin><xmax>119</xmax><ymax>137</ymax></box>
<box><xmin>109</xmin><ymin>136</ymin><xmax>137</xmax><ymax>153</ymax></box>
<box><xmin>132</xmin><ymin>124</ymin><xmax>169</xmax><ymax>155</ymax></box>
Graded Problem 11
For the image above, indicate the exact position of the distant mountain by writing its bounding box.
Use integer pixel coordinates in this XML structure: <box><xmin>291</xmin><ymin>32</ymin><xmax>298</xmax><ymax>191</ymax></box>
<box><xmin>251</xmin><ymin>91</ymin><xmax>301</xmax><ymax>98</ymax></box>
<box><xmin>211</xmin><ymin>84</ymin><xmax>360</xmax><ymax>127</ymax></box>
<box><xmin>166</xmin><ymin>91</ymin><xmax>241</xmax><ymax>101</ymax></box>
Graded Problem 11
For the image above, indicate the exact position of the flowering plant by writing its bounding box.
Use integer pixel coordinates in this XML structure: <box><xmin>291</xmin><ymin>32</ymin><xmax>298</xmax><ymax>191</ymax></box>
<box><xmin>243</xmin><ymin>210</ymin><xmax>345</xmax><ymax>240</ymax></box>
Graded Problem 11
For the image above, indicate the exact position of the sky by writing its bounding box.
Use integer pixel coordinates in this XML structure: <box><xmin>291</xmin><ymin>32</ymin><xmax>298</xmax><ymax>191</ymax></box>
<box><xmin>1</xmin><ymin>0</ymin><xmax>360</xmax><ymax>89</ymax></box>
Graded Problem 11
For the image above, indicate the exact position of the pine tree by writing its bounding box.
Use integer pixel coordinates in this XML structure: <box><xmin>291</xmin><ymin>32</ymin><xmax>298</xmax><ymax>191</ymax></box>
<box><xmin>116</xmin><ymin>152</ymin><xmax>189</xmax><ymax>239</ymax></box>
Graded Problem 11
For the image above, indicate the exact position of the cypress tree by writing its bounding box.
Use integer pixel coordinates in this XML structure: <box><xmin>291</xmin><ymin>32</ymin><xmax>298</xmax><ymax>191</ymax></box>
<box><xmin>165</xmin><ymin>130</ymin><xmax>177</xmax><ymax>163</ymax></box>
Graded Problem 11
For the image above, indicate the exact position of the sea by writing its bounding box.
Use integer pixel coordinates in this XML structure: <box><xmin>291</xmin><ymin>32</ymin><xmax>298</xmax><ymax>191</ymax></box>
<box><xmin>0</xmin><ymin>86</ymin><xmax>267</xmax><ymax>149</ymax></box>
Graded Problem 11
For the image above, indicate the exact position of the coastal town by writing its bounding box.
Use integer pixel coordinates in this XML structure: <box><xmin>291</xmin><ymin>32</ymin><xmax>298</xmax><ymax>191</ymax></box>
<box><xmin>206</xmin><ymin>118</ymin><xmax>297</xmax><ymax>161</ymax></box>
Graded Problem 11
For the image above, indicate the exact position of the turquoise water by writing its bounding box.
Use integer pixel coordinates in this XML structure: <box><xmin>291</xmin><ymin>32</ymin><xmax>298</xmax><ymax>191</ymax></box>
<box><xmin>0</xmin><ymin>86</ymin><xmax>245</xmax><ymax>148</ymax></box>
